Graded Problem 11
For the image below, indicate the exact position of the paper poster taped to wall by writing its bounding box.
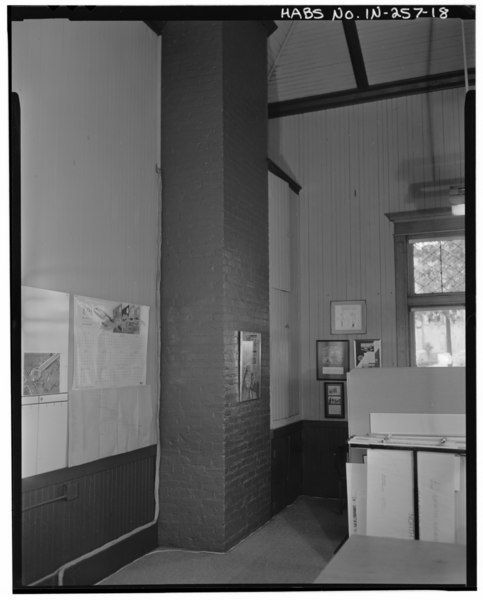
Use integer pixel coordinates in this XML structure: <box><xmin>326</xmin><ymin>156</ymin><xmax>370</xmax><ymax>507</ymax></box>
<box><xmin>239</xmin><ymin>331</ymin><xmax>261</xmax><ymax>401</ymax></box>
<box><xmin>23</xmin><ymin>353</ymin><xmax>61</xmax><ymax>395</ymax></box>
<box><xmin>22</xmin><ymin>286</ymin><xmax>69</xmax><ymax>396</ymax></box>
<box><xmin>68</xmin><ymin>384</ymin><xmax>157</xmax><ymax>466</ymax></box>
<box><xmin>73</xmin><ymin>295</ymin><xmax>149</xmax><ymax>389</ymax></box>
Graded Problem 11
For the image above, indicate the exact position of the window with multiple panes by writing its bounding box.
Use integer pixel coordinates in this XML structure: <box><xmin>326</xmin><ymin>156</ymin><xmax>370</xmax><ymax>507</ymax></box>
<box><xmin>387</xmin><ymin>208</ymin><xmax>465</xmax><ymax>367</ymax></box>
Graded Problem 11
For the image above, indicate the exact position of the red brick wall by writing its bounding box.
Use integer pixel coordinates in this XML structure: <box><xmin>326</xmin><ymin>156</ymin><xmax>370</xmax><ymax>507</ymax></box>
<box><xmin>222</xmin><ymin>21</ymin><xmax>271</xmax><ymax>547</ymax></box>
<box><xmin>159</xmin><ymin>21</ymin><xmax>270</xmax><ymax>551</ymax></box>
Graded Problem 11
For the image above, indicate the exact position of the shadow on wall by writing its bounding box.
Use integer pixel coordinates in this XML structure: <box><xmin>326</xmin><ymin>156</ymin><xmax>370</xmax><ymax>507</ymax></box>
<box><xmin>399</xmin><ymin>152</ymin><xmax>464</xmax><ymax>206</ymax></box>
<box><xmin>407</xmin><ymin>177</ymin><xmax>465</xmax><ymax>203</ymax></box>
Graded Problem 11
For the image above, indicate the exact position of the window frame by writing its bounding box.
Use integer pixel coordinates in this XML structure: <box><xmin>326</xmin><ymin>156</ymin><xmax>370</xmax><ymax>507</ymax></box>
<box><xmin>386</xmin><ymin>208</ymin><xmax>465</xmax><ymax>366</ymax></box>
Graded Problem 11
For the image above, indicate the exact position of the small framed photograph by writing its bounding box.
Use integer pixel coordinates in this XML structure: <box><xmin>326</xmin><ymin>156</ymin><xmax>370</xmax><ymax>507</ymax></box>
<box><xmin>316</xmin><ymin>340</ymin><xmax>349</xmax><ymax>380</ymax></box>
<box><xmin>354</xmin><ymin>339</ymin><xmax>382</xmax><ymax>368</ymax></box>
<box><xmin>324</xmin><ymin>382</ymin><xmax>345</xmax><ymax>419</ymax></box>
<box><xmin>239</xmin><ymin>331</ymin><xmax>261</xmax><ymax>402</ymax></box>
<box><xmin>331</xmin><ymin>300</ymin><xmax>366</xmax><ymax>334</ymax></box>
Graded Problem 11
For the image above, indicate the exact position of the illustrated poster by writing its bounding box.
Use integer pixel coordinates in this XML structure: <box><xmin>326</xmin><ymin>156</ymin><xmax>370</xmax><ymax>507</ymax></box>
<box><xmin>22</xmin><ymin>286</ymin><xmax>69</xmax><ymax>396</ymax></box>
<box><xmin>239</xmin><ymin>332</ymin><xmax>261</xmax><ymax>401</ymax></box>
<box><xmin>73</xmin><ymin>295</ymin><xmax>149</xmax><ymax>389</ymax></box>
<box><xmin>354</xmin><ymin>339</ymin><xmax>382</xmax><ymax>368</ymax></box>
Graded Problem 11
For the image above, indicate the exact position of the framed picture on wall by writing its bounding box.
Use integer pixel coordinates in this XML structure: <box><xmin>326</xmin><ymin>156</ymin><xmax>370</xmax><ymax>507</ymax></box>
<box><xmin>354</xmin><ymin>339</ymin><xmax>382</xmax><ymax>368</ymax></box>
<box><xmin>330</xmin><ymin>300</ymin><xmax>366</xmax><ymax>334</ymax></box>
<box><xmin>324</xmin><ymin>382</ymin><xmax>345</xmax><ymax>419</ymax></box>
<box><xmin>316</xmin><ymin>340</ymin><xmax>349</xmax><ymax>380</ymax></box>
<box><xmin>239</xmin><ymin>331</ymin><xmax>261</xmax><ymax>402</ymax></box>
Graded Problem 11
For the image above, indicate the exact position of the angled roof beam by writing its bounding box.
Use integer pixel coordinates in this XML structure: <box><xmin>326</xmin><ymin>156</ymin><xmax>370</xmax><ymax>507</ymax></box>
<box><xmin>268</xmin><ymin>22</ymin><xmax>296</xmax><ymax>81</ymax></box>
<box><xmin>342</xmin><ymin>21</ymin><xmax>368</xmax><ymax>89</ymax></box>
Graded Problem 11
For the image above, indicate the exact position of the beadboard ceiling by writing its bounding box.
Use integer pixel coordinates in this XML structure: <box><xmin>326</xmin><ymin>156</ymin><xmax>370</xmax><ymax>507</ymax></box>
<box><xmin>268</xmin><ymin>18</ymin><xmax>475</xmax><ymax>117</ymax></box>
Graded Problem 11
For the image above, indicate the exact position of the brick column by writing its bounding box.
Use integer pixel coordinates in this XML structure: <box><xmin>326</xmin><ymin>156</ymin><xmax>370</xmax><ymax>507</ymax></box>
<box><xmin>159</xmin><ymin>21</ymin><xmax>270</xmax><ymax>551</ymax></box>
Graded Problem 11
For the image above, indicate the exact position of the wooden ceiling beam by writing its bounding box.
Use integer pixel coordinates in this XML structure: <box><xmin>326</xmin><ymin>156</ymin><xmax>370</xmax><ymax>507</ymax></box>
<box><xmin>267</xmin><ymin>158</ymin><xmax>302</xmax><ymax>194</ymax></box>
<box><xmin>342</xmin><ymin>21</ymin><xmax>368</xmax><ymax>89</ymax></box>
<box><xmin>268</xmin><ymin>69</ymin><xmax>475</xmax><ymax>118</ymax></box>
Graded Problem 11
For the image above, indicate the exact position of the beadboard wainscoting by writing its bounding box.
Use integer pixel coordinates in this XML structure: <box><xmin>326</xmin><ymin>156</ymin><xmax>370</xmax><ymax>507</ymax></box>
<box><xmin>20</xmin><ymin>446</ymin><xmax>157</xmax><ymax>586</ymax></box>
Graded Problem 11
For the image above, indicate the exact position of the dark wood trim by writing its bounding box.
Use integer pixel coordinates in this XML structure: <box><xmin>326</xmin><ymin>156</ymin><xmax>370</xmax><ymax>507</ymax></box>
<box><xmin>394</xmin><ymin>219</ymin><xmax>465</xmax><ymax>237</ymax></box>
<box><xmin>342</xmin><ymin>21</ymin><xmax>368</xmax><ymax>90</ymax></box>
<box><xmin>271</xmin><ymin>420</ymin><xmax>303</xmax><ymax>439</ymax></box>
<box><xmin>407</xmin><ymin>294</ymin><xmax>465</xmax><ymax>308</ymax></box>
<box><xmin>302</xmin><ymin>420</ymin><xmax>349</xmax><ymax>500</ymax></box>
<box><xmin>303</xmin><ymin>418</ymin><xmax>349</xmax><ymax>429</ymax></box>
<box><xmin>22</xmin><ymin>445</ymin><xmax>157</xmax><ymax>492</ymax></box>
<box><xmin>267</xmin><ymin>158</ymin><xmax>302</xmax><ymax>194</ymax></box>
<box><xmin>271</xmin><ymin>421</ymin><xmax>303</xmax><ymax>515</ymax></box>
<box><xmin>386</xmin><ymin>208</ymin><xmax>465</xmax><ymax>237</ymax></box>
<box><xmin>386</xmin><ymin>207</ymin><xmax>454</xmax><ymax>224</ymax></box>
<box><xmin>269</xmin><ymin>70</ymin><xmax>475</xmax><ymax>118</ymax></box>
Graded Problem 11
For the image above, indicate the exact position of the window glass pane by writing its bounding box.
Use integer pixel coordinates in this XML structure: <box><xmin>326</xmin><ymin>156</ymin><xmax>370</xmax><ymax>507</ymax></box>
<box><xmin>412</xmin><ymin>308</ymin><xmax>465</xmax><ymax>367</ymax></box>
<box><xmin>411</xmin><ymin>239</ymin><xmax>465</xmax><ymax>294</ymax></box>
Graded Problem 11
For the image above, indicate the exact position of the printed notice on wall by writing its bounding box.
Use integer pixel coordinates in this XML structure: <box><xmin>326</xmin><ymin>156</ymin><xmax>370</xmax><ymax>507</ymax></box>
<box><xmin>73</xmin><ymin>295</ymin><xmax>149</xmax><ymax>389</ymax></box>
<box><xmin>22</xmin><ymin>286</ymin><xmax>69</xmax><ymax>396</ymax></box>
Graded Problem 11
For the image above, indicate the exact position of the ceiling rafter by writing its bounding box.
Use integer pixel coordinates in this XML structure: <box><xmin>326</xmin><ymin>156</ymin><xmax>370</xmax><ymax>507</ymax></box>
<box><xmin>268</xmin><ymin>22</ymin><xmax>296</xmax><ymax>82</ymax></box>
<box><xmin>342</xmin><ymin>21</ymin><xmax>368</xmax><ymax>89</ymax></box>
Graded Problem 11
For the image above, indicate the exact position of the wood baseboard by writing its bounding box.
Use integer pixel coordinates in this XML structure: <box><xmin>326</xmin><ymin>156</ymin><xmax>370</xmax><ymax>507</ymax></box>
<box><xmin>63</xmin><ymin>523</ymin><xmax>158</xmax><ymax>587</ymax></box>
